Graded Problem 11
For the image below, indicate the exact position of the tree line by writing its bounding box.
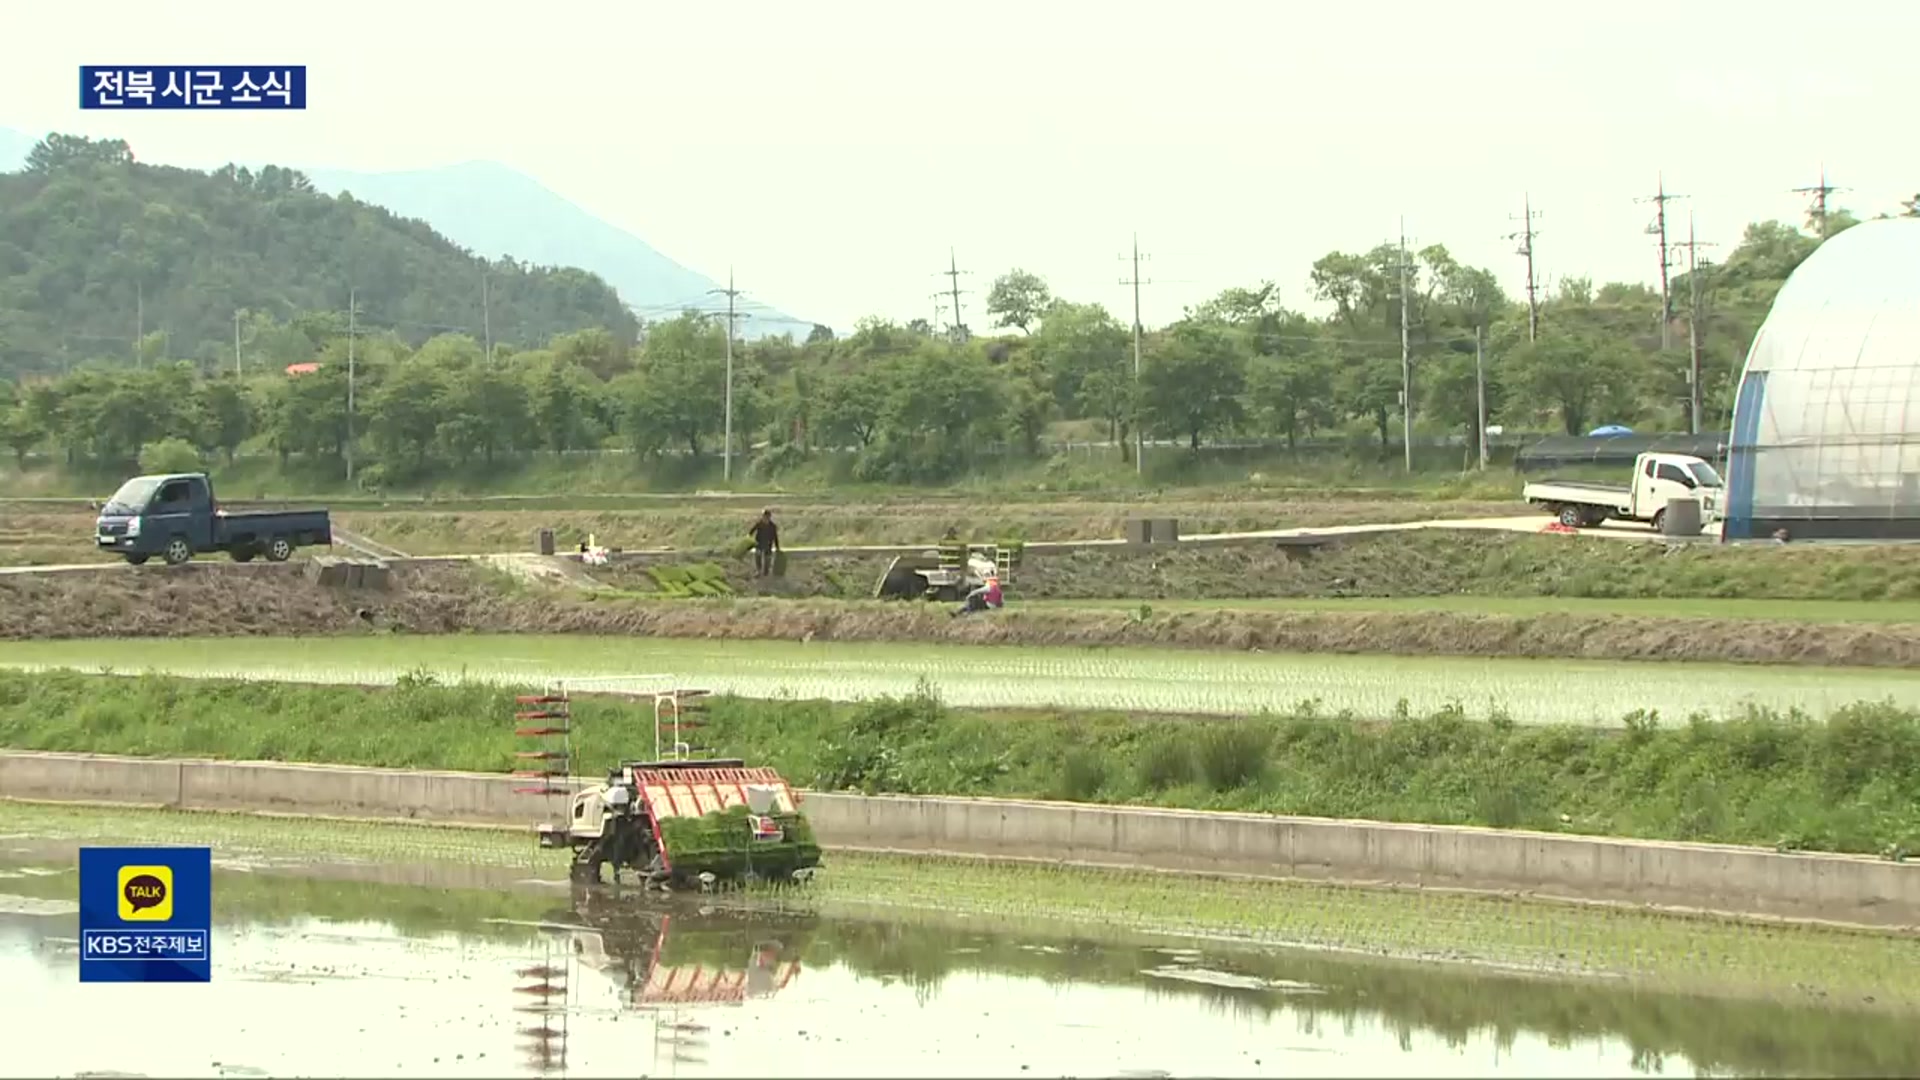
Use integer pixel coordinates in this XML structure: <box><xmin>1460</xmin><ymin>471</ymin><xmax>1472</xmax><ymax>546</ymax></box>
<box><xmin>0</xmin><ymin>206</ymin><xmax>1846</xmax><ymax>487</ymax></box>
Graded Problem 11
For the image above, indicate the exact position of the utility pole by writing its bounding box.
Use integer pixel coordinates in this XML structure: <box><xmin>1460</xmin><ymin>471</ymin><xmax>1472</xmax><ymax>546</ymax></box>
<box><xmin>1118</xmin><ymin>234</ymin><xmax>1152</xmax><ymax>474</ymax></box>
<box><xmin>1792</xmin><ymin>166</ymin><xmax>1848</xmax><ymax>239</ymax></box>
<box><xmin>706</xmin><ymin>269</ymin><xmax>750</xmax><ymax>482</ymax></box>
<box><xmin>482</xmin><ymin>272</ymin><xmax>493</xmax><ymax>363</ymax></box>
<box><xmin>935</xmin><ymin>249</ymin><xmax>971</xmax><ymax>344</ymax></box>
<box><xmin>1637</xmin><ymin>174</ymin><xmax>1685</xmax><ymax>351</ymax></box>
<box><xmin>1472</xmin><ymin>288</ymin><xmax>1488</xmax><ymax>471</ymax></box>
<box><xmin>1673</xmin><ymin>216</ymin><xmax>1718</xmax><ymax>435</ymax></box>
<box><xmin>1397</xmin><ymin>219</ymin><xmax>1413</xmax><ymax>474</ymax></box>
<box><xmin>233</xmin><ymin>309</ymin><xmax>243</xmax><ymax>378</ymax></box>
<box><xmin>345</xmin><ymin>288</ymin><xmax>357</xmax><ymax>484</ymax></box>
<box><xmin>1507</xmin><ymin>195</ymin><xmax>1542</xmax><ymax>342</ymax></box>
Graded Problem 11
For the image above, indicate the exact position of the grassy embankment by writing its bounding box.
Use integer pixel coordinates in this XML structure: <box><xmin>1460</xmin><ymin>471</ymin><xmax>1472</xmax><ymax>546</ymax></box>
<box><xmin>3</xmin><ymin>670</ymin><xmax>1916</xmax><ymax>857</ymax></box>
<box><xmin>6</xmin><ymin>803</ymin><xmax>1920</xmax><ymax>1045</ymax></box>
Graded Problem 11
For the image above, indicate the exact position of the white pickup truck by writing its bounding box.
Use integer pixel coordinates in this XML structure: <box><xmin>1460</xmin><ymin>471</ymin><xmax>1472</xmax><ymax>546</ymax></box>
<box><xmin>1523</xmin><ymin>452</ymin><xmax>1722</xmax><ymax>531</ymax></box>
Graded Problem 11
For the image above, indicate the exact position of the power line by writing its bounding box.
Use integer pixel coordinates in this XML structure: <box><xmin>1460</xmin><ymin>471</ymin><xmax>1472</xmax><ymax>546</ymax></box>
<box><xmin>1792</xmin><ymin>165</ymin><xmax>1849</xmax><ymax>239</ymax></box>
<box><xmin>1507</xmin><ymin>194</ymin><xmax>1542</xmax><ymax>342</ymax></box>
<box><xmin>1117</xmin><ymin>234</ymin><xmax>1152</xmax><ymax>475</ymax></box>
<box><xmin>1672</xmin><ymin>215</ymin><xmax>1717</xmax><ymax>435</ymax></box>
<box><xmin>706</xmin><ymin>269</ymin><xmax>751</xmax><ymax>483</ymax></box>
<box><xmin>1635</xmin><ymin>173</ymin><xmax>1686</xmax><ymax>351</ymax></box>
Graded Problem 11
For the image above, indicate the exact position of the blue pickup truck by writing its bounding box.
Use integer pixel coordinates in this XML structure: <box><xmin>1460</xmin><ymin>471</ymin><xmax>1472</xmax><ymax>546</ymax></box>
<box><xmin>93</xmin><ymin>472</ymin><xmax>332</xmax><ymax>566</ymax></box>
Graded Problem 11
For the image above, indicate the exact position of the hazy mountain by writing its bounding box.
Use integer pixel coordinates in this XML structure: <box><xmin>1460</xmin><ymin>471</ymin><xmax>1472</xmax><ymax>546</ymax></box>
<box><xmin>301</xmin><ymin>161</ymin><xmax>809</xmax><ymax>341</ymax></box>
<box><xmin>0</xmin><ymin>126</ymin><xmax>813</xmax><ymax>338</ymax></box>
<box><xmin>0</xmin><ymin>127</ymin><xmax>33</xmax><ymax>172</ymax></box>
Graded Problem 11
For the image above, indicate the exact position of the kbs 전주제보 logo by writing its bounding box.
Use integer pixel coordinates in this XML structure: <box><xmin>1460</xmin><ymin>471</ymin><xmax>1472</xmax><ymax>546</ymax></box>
<box><xmin>78</xmin><ymin>846</ymin><xmax>212</xmax><ymax>983</ymax></box>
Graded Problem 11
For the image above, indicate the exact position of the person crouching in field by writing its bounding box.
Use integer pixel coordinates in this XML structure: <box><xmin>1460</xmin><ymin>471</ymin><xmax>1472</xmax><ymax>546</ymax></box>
<box><xmin>953</xmin><ymin>574</ymin><xmax>1003</xmax><ymax>618</ymax></box>
<box><xmin>750</xmin><ymin>509</ymin><xmax>781</xmax><ymax>577</ymax></box>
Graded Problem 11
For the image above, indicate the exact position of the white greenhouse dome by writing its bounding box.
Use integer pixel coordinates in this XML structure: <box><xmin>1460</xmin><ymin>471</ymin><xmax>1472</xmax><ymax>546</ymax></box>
<box><xmin>1723</xmin><ymin>217</ymin><xmax>1920</xmax><ymax>540</ymax></box>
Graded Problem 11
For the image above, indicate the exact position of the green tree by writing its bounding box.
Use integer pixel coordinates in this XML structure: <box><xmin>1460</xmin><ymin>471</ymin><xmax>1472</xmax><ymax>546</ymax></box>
<box><xmin>1030</xmin><ymin>301</ymin><xmax>1129</xmax><ymax>422</ymax></box>
<box><xmin>0</xmin><ymin>388</ymin><xmax>41</xmax><ymax>464</ymax></box>
<box><xmin>986</xmin><ymin>269</ymin><xmax>1053</xmax><ymax>334</ymax></box>
<box><xmin>631</xmin><ymin>314</ymin><xmax>726</xmax><ymax>456</ymax></box>
<box><xmin>1508</xmin><ymin>332</ymin><xmax>1645</xmax><ymax>435</ymax></box>
<box><xmin>440</xmin><ymin>363</ymin><xmax>531</xmax><ymax>464</ymax></box>
<box><xmin>365</xmin><ymin>362</ymin><xmax>446</xmax><ymax>468</ymax></box>
<box><xmin>24</xmin><ymin>134</ymin><xmax>133</xmax><ymax>174</ymax></box>
<box><xmin>195</xmin><ymin>377</ymin><xmax>254</xmax><ymax>464</ymax></box>
<box><xmin>137</xmin><ymin>437</ymin><xmax>201</xmax><ymax>474</ymax></box>
<box><xmin>1141</xmin><ymin>322</ymin><xmax>1245</xmax><ymax>450</ymax></box>
<box><xmin>815</xmin><ymin>365</ymin><xmax>892</xmax><ymax>449</ymax></box>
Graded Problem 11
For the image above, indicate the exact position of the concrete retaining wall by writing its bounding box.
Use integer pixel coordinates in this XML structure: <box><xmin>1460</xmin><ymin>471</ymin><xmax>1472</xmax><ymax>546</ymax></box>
<box><xmin>3</xmin><ymin>750</ymin><xmax>1915</xmax><ymax>928</ymax></box>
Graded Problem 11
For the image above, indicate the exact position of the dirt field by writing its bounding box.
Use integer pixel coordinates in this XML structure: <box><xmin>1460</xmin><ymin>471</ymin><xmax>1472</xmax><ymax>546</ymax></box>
<box><xmin>5</xmin><ymin>558</ymin><xmax>1920</xmax><ymax>668</ymax></box>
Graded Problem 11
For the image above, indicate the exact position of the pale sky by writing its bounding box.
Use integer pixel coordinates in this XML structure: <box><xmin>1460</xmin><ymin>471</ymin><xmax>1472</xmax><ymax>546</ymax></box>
<box><xmin>5</xmin><ymin>0</ymin><xmax>1917</xmax><ymax>331</ymax></box>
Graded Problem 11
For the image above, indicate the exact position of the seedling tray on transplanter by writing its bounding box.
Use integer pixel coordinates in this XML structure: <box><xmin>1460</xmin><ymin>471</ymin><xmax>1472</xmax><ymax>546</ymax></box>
<box><xmin>655</xmin><ymin>804</ymin><xmax>823</xmax><ymax>882</ymax></box>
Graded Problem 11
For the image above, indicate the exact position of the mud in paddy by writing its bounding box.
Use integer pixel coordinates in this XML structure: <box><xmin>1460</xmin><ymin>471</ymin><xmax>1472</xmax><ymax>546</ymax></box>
<box><xmin>4</xmin><ymin>869</ymin><xmax>1915</xmax><ymax>1079</ymax></box>
<box><xmin>5</xmin><ymin>820</ymin><xmax>1920</xmax><ymax>1077</ymax></box>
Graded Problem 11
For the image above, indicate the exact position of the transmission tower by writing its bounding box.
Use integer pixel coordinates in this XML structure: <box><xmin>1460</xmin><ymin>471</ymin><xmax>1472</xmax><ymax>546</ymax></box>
<box><xmin>933</xmin><ymin>249</ymin><xmax>972</xmax><ymax>344</ymax></box>
<box><xmin>1507</xmin><ymin>195</ymin><xmax>1542</xmax><ymax>342</ymax></box>
<box><xmin>1793</xmin><ymin>166</ymin><xmax>1849</xmax><ymax>238</ymax></box>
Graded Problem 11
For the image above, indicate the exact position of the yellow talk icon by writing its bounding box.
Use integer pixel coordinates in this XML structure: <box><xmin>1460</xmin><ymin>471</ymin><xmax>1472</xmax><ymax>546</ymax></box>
<box><xmin>118</xmin><ymin>864</ymin><xmax>173</xmax><ymax>922</ymax></box>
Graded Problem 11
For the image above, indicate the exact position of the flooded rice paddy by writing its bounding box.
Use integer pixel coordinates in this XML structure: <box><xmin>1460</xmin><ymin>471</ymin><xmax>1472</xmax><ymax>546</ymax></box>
<box><xmin>5</xmin><ymin>808</ymin><xmax>1920</xmax><ymax>1077</ymax></box>
<box><xmin>2</xmin><ymin>634</ymin><xmax>1916</xmax><ymax>724</ymax></box>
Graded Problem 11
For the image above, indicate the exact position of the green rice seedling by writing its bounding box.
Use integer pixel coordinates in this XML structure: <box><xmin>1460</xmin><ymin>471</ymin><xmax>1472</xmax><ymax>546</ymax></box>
<box><xmin>7</xmin><ymin>633</ymin><xmax>1920</xmax><ymax>725</ymax></box>
<box><xmin>650</xmin><ymin>804</ymin><xmax>822</xmax><ymax>880</ymax></box>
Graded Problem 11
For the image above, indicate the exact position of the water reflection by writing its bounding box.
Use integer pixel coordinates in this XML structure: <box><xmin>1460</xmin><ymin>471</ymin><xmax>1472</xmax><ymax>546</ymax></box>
<box><xmin>2</xmin><ymin>856</ymin><xmax>1917</xmax><ymax>1078</ymax></box>
<box><xmin>512</xmin><ymin>881</ymin><xmax>815</xmax><ymax>1075</ymax></box>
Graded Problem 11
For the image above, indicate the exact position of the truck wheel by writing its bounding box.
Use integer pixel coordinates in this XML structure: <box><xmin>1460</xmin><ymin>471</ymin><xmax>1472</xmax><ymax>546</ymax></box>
<box><xmin>162</xmin><ymin>536</ymin><xmax>193</xmax><ymax>566</ymax></box>
<box><xmin>1557</xmin><ymin>506</ymin><xmax>1584</xmax><ymax>528</ymax></box>
<box><xmin>1651</xmin><ymin>510</ymin><xmax>1667</xmax><ymax>533</ymax></box>
<box><xmin>230</xmin><ymin>547</ymin><xmax>257</xmax><ymax>563</ymax></box>
<box><xmin>124</xmin><ymin>554</ymin><xmax>149</xmax><ymax>566</ymax></box>
<box><xmin>265</xmin><ymin>536</ymin><xmax>294</xmax><ymax>562</ymax></box>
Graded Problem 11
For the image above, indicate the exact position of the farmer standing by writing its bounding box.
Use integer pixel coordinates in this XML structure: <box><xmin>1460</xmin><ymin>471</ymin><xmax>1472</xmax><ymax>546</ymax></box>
<box><xmin>749</xmin><ymin>509</ymin><xmax>781</xmax><ymax>577</ymax></box>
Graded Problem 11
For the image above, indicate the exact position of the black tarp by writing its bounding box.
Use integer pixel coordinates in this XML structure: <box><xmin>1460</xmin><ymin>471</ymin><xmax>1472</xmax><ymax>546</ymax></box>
<box><xmin>1515</xmin><ymin>433</ymin><xmax>1729</xmax><ymax>473</ymax></box>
